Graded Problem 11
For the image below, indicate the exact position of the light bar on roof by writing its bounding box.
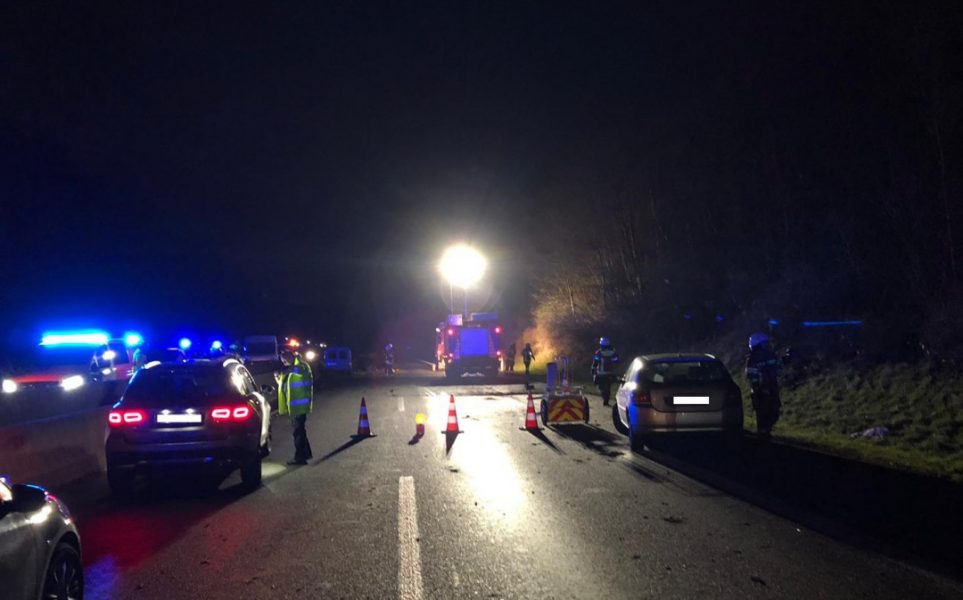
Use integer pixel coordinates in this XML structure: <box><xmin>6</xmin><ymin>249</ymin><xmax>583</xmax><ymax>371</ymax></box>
<box><xmin>40</xmin><ymin>331</ymin><xmax>110</xmax><ymax>346</ymax></box>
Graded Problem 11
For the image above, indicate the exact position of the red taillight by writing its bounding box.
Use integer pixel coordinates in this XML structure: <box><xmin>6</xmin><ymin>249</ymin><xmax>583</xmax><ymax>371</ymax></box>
<box><xmin>632</xmin><ymin>392</ymin><xmax>652</xmax><ymax>406</ymax></box>
<box><xmin>210</xmin><ymin>405</ymin><xmax>253</xmax><ymax>423</ymax></box>
<box><xmin>494</xmin><ymin>326</ymin><xmax>502</xmax><ymax>335</ymax></box>
<box><xmin>496</xmin><ymin>350</ymin><xmax>503</xmax><ymax>357</ymax></box>
<box><xmin>447</xmin><ymin>328</ymin><xmax>454</xmax><ymax>336</ymax></box>
<box><xmin>211</xmin><ymin>408</ymin><xmax>231</xmax><ymax>420</ymax></box>
<box><xmin>108</xmin><ymin>409</ymin><xmax>146</xmax><ymax>427</ymax></box>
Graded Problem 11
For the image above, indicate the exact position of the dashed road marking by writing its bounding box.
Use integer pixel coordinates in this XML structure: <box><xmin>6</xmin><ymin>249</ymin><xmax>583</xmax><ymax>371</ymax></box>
<box><xmin>398</xmin><ymin>476</ymin><xmax>424</xmax><ymax>600</ymax></box>
<box><xmin>398</xmin><ymin>396</ymin><xmax>405</xmax><ymax>411</ymax></box>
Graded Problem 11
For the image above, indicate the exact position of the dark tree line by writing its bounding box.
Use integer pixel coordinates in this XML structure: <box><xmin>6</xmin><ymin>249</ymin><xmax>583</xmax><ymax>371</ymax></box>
<box><xmin>528</xmin><ymin>2</ymin><xmax>963</xmax><ymax>365</ymax></box>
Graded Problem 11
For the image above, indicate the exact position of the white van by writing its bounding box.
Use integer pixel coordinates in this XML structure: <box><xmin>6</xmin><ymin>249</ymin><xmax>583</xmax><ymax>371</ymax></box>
<box><xmin>242</xmin><ymin>335</ymin><xmax>280</xmax><ymax>364</ymax></box>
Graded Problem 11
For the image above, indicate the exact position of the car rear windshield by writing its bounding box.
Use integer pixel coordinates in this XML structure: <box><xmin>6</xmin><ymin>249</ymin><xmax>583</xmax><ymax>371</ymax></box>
<box><xmin>642</xmin><ymin>360</ymin><xmax>730</xmax><ymax>385</ymax></box>
<box><xmin>123</xmin><ymin>367</ymin><xmax>232</xmax><ymax>406</ymax></box>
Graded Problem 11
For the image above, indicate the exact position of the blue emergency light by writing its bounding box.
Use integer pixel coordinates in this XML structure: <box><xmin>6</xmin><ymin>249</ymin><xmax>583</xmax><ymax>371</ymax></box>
<box><xmin>179</xmin><ymin>337</ymin><xmax>193</xmax><ymax>350</ymax></box>
<box><xmin>40</xmin><ymin>331</ymin><xmax>110</xmax><ymax>346</ymax></box>
<box><xmin>123</xmin><ymin>332</ymin><xmax>144</xmax><ymax>347</ymax></box>
<box><xmin>210</xmin><ymin>340</ymin><xmax>223</xmax><ymax>351</ymax></box>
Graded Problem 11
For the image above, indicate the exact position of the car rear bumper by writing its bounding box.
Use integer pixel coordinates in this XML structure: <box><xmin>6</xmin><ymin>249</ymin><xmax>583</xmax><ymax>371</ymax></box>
<box><xmin>106</xmin><ymin>432</ymin><xmax>259</xmax><ymax>471</ymax></box>
<box><xmin>631</xmin><ymin>405</ymin><xmax>743</xmax><ymax>433</ymax></box>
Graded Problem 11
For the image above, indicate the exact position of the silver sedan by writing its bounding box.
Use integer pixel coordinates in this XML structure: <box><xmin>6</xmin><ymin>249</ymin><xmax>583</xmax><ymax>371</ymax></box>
<box><xmin>613</xmin><ymin>353</ymin><xmax>743</xmax><ymax>452</ymax></box>
<box><xmin>0</xmin><ymin>477</ymin><xmax>83</xmax><ymax>599</ymax></box>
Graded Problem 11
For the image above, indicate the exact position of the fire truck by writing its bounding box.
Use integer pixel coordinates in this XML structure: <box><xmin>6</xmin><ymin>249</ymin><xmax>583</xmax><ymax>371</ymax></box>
<box><xmin>435</xmin><ymin>313</ymin><xmax>503</xmax><ymax>379</ymax></box>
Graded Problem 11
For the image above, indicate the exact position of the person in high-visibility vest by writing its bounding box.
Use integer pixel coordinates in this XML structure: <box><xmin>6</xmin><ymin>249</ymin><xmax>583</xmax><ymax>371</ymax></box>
<box><xmin>278</xmin><ymin>351</ymin><xmax>314</xmax><ymax>465</ymax></box>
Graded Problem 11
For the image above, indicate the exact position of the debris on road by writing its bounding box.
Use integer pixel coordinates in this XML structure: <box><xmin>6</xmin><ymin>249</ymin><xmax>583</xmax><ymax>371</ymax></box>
<box><xmin>663</xmin><ymin>515</ymin><xmax>684</xmax><ymax>524</ymax></box>
<box><xmin>751</xmin><ymin>575</ymin><xmax>767</xmax><ymax>586</ymax></box>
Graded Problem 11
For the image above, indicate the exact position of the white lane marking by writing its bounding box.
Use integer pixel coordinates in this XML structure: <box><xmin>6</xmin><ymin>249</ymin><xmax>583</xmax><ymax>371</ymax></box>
<box><xmin>398</xmin><ymin>476</ymin><xmax>424</xmax><ymax>600</ymax></box>
<box><xmin>398</xmin><ymin>396</ymin><xmax>405</xmax><ymax>411</ymax></box>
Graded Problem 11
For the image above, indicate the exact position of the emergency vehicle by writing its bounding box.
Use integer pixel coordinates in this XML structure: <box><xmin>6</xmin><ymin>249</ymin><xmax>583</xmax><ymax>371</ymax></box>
<box><xmin>1</xmin><ymin>330</ymin><xmax>140</xmax><ymax>397</ymax></box>
<box><xmin>435</xmin><ymin>313</ymin><xmax>503</xmax><ymax>379</ymax></box>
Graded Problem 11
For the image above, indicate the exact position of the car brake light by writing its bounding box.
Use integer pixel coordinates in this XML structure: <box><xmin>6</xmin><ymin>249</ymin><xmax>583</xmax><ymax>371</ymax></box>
<box><xmin>210</xmin><ymin>405</ymin><xmax>253</xmax><ymax>422</ymax></box>
<box><xmin>496</xmin><ymin>350</ymin><xmax>503</xmax><ymax>357</ymax></box>
<box><xmin>632</xmin><ymin>392</ymin><xmax>652</xmax><ymax>406</ymax></box>
<box><xmin>108</xmin><ymin>409</ymin><xmax>146</xmax><ymax>426</ymax></box>
<box><xmin>494</xmin><ymin>326</ymin><xmax>502</xmax><ymax>334</ymax></box>
<box><xmin>447</xmin><ymin>328</ymin><xmax>454</xmax><ymax>336</ymax></box>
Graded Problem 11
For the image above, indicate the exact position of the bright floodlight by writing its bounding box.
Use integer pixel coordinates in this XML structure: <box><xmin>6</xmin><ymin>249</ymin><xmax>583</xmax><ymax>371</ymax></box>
<box><xmin>439</xmin><ymin>244</ymin><xmax>487</xmax><ymax>289</ymax></box>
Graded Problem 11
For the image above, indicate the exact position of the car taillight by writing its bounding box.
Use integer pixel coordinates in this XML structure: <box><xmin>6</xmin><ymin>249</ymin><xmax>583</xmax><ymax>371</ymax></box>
<box><xmin>108</xmin><ymin>409</ymin><xmax>146</xmax><ymax>427</ymax></box>
<box><xmin>496</xmin><ymin>350</ymin><xmax>503</xmax><ymax>357</ymax></box>
<box><xmin>210</xmin><ymin>405</ymin><xmax>253</xmax><ymax>423</ymax></box>
<box><xmin>632</xmin><ymin>392</ymin><xmax>652</xmax><ymax>406</ymax></box>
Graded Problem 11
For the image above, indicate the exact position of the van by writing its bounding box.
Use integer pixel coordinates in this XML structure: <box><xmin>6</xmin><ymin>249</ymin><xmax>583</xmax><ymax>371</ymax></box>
<box><xmin>324</xmin><ymin>347</ymin><xmax>352</xmax><ymax>374</ymax></box>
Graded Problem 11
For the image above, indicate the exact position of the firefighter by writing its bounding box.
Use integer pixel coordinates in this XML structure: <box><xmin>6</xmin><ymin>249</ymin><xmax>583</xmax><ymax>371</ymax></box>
<box><xmin>278</xmin><ymin>351</ymin><xmax>314</xmax><ymax>465</ymax></box>
<box><xmin>591</xmin><ymin>337</ymin><xmax>621</xmax><ymax>405</ymax></box>
<box><xmin>384</xmin><ymin>343</ymin><xmax>395</xmax><ymax>376</ymax></box>
<box><xmin>505</xmin><ymin>342</ymin><xmax>517</xmax><ymax>373</ymax></box>
<box><xmin>521</xmin><ymin>343</ymin><xmax>535</xmax><ymax>376</ymax></box>
<box><xmin>746</xmin><ymin>332</ymin><xmax>781</xmax><ymax>439</ymax></box>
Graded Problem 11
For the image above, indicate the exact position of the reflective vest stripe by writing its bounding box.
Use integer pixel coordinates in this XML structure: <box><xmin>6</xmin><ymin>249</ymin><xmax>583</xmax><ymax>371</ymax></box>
<box><xmin>290</xmin><ymin>398</ymin><xmax>311</xmax><ymax>406</ymax></box>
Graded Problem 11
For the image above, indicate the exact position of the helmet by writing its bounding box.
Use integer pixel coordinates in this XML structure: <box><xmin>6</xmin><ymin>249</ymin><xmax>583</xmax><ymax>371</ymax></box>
<box><xmin>599</xmin><ymin>337</ymin><xmax>610</xmax><ymax>347</ymax></box>
<box><xmin>385</xmin><ymin>343</ymin><xmax>393</xmax><ymax>351</ymax></box>
<box><xmin>748</xmin><ymin>332</ymin><xmax>769</xmax><ymax>350</ymax></box>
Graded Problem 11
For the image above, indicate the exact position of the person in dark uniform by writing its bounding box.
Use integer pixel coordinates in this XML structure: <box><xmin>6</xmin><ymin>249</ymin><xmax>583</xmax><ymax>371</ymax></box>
<box><xmin>745</xmin><ymin>332</ymin><xmax>781</xmax><ymax>439</ymax></box>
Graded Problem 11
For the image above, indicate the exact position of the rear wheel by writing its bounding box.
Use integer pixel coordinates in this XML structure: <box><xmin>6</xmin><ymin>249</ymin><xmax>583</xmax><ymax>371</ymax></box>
<box><xmin>540</xmin><ymin>400</ymin><xmax>549</xmax><ymax>427</ymax></box>
<box><xmin>107</xmin><ymin>466</ymin><xmax>134</xmax><ymax>499</ymax></box>
<box><xmin>260</xmin><ymin>426</ymin><xmax>273</xmax><ymax>458</ymax></box>
<box><xmin>42</xmin><ymin>542</ymin><xmax>84</xmax><ymax>600</ymax></box>
<box><xmin>627</xmin><ymin>420</ymin><xmax>645</xmax><ymax>453</ymax></box>
<box><xmin>612</xmin><ymin>404</ymin><xmax>628</xmax><ymax>434</ymax></box>
<box><xmin>240</xmin><ymin>454</ymin><xmax>262</xmax><ymax>490</ymax></box>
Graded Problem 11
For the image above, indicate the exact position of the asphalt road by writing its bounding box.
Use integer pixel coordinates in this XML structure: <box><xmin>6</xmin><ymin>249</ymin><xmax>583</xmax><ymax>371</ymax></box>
<box><xmin>58</xmin><ymin>370</ymin><xmax>961</xmax><ymax>599</ymax></box>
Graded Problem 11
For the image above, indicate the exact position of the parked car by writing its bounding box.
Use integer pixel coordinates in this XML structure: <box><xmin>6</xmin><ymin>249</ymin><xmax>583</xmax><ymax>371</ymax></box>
<box><xmin>613</xmin><ymin>353</ymin><xmax>743</xmax><ymax>451</ymax></box>
<box><xmin>0</xmin><ymin>476</ymin><xmax>83</xmax><ymax>599</ymax></box>
<box><xmin>105</xmin><ymin>358</ymin><xmax>272</xmax><ymax>496</ymax></box>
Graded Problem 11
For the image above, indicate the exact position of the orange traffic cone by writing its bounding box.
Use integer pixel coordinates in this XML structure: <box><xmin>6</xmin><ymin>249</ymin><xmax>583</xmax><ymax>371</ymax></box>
<box><xmin>520</xmin><ymin>393</ymin><xmax>540</xmax><ymax>430</ymax></box>
<box><xmin>356</xmin><ymin>397</ymin><xmax>373</xmax><ymax>437</ymax></box>
<box><xmin>443</xmin><ymin>394</ymin><xmax>461</xmax><ymax>433</ymax></box>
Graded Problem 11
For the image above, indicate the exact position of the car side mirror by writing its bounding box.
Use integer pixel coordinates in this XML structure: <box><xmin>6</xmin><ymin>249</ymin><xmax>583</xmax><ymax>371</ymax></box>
<box><xmin>9</xmin><ymin>484</ymin><xmax>46</xmax><ymax>513</ymax></box>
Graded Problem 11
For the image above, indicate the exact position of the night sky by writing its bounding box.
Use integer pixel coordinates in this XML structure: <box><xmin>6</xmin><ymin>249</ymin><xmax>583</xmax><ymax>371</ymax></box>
<box><xmin>2</xmin><ymin>2</ymin><xmax>958</xmax><ymax>353</ymax></box>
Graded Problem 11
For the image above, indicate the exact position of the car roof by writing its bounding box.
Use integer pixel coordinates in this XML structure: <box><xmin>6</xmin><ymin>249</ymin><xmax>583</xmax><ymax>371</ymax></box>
<box><xmin>143</xmin><ymin>358</ymin><xmax>239</xmax><ymax>372</ymax></box>
<box><xmin>638</xmin><ymin>353</ymin><xmax>718</xmax><ymax>363</ymax></box>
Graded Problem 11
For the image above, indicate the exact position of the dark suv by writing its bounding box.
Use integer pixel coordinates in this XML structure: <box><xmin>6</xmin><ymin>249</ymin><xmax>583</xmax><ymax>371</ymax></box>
<box><xmin>105</xmin><ymin>359</ymin><xmax>272</xmax><ymax>495</ymax></box>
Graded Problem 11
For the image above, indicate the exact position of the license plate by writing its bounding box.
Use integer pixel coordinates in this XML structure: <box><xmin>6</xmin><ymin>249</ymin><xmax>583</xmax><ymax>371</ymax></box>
<box><xmin>673</xmin><ymin>396</ymin><xmax>710</xmax><ymax>405</ymax></box>
<box><xmin>156</xmin><ymin>413</ymin><xmax>203</xmax><ymax>424</ymax></box>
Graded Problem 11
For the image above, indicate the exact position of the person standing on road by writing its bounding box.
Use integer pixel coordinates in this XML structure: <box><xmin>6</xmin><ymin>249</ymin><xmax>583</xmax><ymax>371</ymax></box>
<box><xmin>384</xmin><ymin>343</ymin><xmax>395</xmax><ymax>376</ymax></box>
<box><xmin>591</xmin><ymin>337</ymin><xmax>621</xmax><ymax>406</ymax></box>
<box><xmin>505</xmin><ymin>342</ymin><xmax>517</xmax><ymax>373</ymax></box>
<box><xmin>521</xmin><ymin>343</ymin><xmax>535</xmax><ymax>376</ymax></box>
<box><xmin>278</xmin><ymin>351</ymin><xmax>314</xmax><ymax>465</ymax></box>
<box><xmin>746</xmin><ymin>332</ymin><xmax>781</xmax><ymax>440</ymax></box>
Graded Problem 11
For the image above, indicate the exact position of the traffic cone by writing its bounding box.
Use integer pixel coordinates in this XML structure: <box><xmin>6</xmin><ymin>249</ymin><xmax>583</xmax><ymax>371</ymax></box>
<box><xmin>355</xmin><ymin>397</ymin><xmax>373</xmax><ymax>437</ymax></box>
<box><xmin>414</xmin><ymin>413</ymin><xmax>426</xmax><ymax>437</ymax></box>
<box><xmin>520</xmin><ymin>393</ymin><xmax>540</xmax><ymax>430</ymax></box>
<box><xmin>443</xmin><ymin>394</ymin><xmax>461</xmax><ymax>433</ymax></box>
